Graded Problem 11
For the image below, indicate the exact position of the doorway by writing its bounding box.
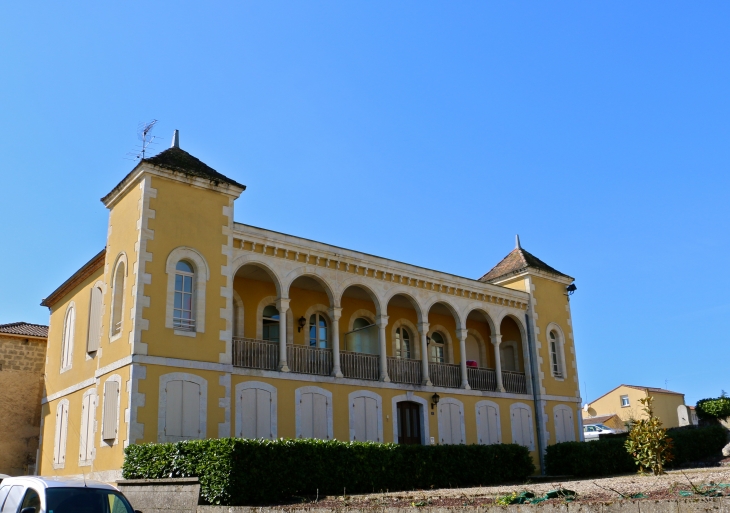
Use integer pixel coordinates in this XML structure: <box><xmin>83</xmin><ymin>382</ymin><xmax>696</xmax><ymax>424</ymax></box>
<box><xmin>397</xmin><ymin>401</ymin><xmax>422</xmax><ymax>445</ymax></box>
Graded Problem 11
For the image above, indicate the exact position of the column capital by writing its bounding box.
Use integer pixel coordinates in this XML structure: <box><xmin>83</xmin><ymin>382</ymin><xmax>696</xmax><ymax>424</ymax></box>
<box><xmin>276</xmin><ymin>297</ymin><xmax>291</xmax><ymax>311</ymax></box>
<box><xmin>328</xmin><ymin>307</ymin><xmax>343</xmax><ymax>321</ymax></box>
<box><xmin>490</xmin><ymin>334</ymin><xmax>502</xmax><ymax>346</ymax></box>
<box><xmin>456</xmin><ymin>328</ymin><xmax>469</xmax><ymax>341</ymax></box>
<box><xmin>417</xmin><ymin>322</ymin><xmax>430</xmax><ymax>334</ymax></box>
<box><xmin>376</xmin><ymin>315</ymin><xmax>389</xmax><ymax>328</ymax></box>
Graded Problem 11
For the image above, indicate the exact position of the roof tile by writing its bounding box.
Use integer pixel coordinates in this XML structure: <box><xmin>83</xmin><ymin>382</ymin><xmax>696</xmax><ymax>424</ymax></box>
<box><xmin>479</xmin><ymin>247</ymin><xmax>572</xmax><ymax>283</ymax></box>
<box><xmin>0</xmin><ymin>322</ymin><xmax>48</xmax><ymax>338</ymax></box>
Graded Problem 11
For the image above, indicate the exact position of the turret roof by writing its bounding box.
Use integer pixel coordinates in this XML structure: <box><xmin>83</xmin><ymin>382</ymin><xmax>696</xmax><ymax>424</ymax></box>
<box><xmin>479</xmin><ymin>245</ymin><xmax>572</xmax><ymax>283</ymax></box>
<box><xmin>143</xmin><ymin>146</ymin><xmax>246</xmax><ymax>189</ymax></box>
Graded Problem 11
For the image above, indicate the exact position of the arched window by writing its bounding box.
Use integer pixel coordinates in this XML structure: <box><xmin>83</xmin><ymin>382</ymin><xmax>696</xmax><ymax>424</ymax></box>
<box><xmin>262</xmin><ymin>305</ymin><xmax>280</xmax><ymax>342</ymax></box>
<box><xmin>500</xmin><ymin>344</ymin><xmax>517</xmax><ymax>371</ymax></box>
<box><xmin>111</xmin><ymin>261</ymin><xmax>125</xmax><ymax>336</ymax></box>
<box><xmin>61</xmin><ymin>306</ymin><xmax>75</xmax><ymax>371</ymax></box>
<box><xmin>549</xmin><ymin>330</ymin><xmax>564</xmax><ymax>378</ymax></box>
<box><xmin>353</xmin><ymin>317</ymin><xmax>370</xmax><ymax>331</ymax></box>
<box><xmin>395</xmin><ymin>327</ymin><xmax>411</xmax><ymax>359</ymax></box>
<box><xmin>173</xmin><ymin>261</ymin><xmax>195</xmax><ymax>331</ymax></box>
<box><xmin>309</xmin><ymin>313</ymin><xmax>328</xmax><ymax>348</ymax></box>
<box><xmin>429</xmin><ymin>332</ymin><xmax>445</xmax><ymax>363</ymax></box>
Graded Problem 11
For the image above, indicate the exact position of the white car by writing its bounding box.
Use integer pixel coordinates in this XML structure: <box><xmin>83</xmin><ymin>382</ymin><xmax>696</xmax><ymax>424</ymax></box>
<box><xmin>0</xmin><ymin>476</ymin><xmax>139</xmax><ymax>513</ymax></box>
<box><xmin>583</xmin><ymin>423</ymin><xmax>618</xmax><ymax>441</ymax></box>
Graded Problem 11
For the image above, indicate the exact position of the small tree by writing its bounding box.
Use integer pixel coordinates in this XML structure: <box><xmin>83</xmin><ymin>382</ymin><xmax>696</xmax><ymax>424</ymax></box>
<box><xmin>624</xmin><ymin>396</ymin><xmax>674</xmax><ymax>475</ymax></box>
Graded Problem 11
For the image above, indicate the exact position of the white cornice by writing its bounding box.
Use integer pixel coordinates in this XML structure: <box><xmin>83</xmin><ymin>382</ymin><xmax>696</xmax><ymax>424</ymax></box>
<box><xmin>489</xmin><ymin>268</ymin><xmax>574</xmax><ymax>287</ymax></box>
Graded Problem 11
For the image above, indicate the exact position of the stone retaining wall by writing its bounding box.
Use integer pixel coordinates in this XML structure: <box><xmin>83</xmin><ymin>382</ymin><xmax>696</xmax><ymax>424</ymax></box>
<box><xmin>117</xmin><ymin>477</ymin><xmax>201</xmax><ymax>513</ymax></box>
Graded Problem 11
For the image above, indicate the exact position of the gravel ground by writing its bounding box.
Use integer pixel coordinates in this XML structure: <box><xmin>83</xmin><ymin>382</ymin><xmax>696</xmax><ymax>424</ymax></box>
<box><xmin>280</xmin><ymin>465</ymin><xmax>730</xmax><ymax>508</ymax></box>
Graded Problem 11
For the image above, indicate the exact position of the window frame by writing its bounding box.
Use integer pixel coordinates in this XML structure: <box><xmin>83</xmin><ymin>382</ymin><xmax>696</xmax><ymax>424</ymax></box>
<box><xmin>395</xmin><ymin>326</ymin><xmax>412</xmax><ymax>359</ymax></box>
<box><xmin>165</xmin><ymin>247</ymin><xmax>209</xmax><ymax>337</ymax></box>
<box><xmin>620</xmin><ymin>395</ymin><xmax>630</xmax><ymax>407</ymax></box>
<box><xmin>308</xmin><ymin>312</ymin><xmax>329</xmax><ymax>348</ymax></box>
<box><xmin>110</xmin><ymin>258</ymin><xmax>126</xmax><ymax>341</ymax></box>
<box><xmin>262</xmin><ymin>304</ymin><xmax>280</xmax><ymax>343</ymax></box>
<box><xmin>172</xmin><ymin>260</ymin><xmax>196</xmax><ymax>332</ymax></box>
<box><xmin>60</xmin><ymin>303</ymin><xmax>76</xmax><ymax>372</ymax></box>
<box><xmin>429</xmin><ymin>331</ymin><xmax>446</xmax><ymax>363</ymax></box>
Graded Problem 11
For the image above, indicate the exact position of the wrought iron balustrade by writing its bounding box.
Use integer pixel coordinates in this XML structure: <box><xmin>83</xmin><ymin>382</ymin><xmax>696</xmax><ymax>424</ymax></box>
<box><xmin>467</xmin><ymin>367</ymin><xmax>497</xmax><ymax>391</ymax></box>
<box><xmin>503</xmin><ymin>370</ymin><xmax>527</xmax><ymax>394</ymax></box>
<box><xmin>428</xmin><ymin>362</ymin><xmax>461</xmax><ymax>388</ymax></box>
<box><xmin>232</xmin><ymin>338</ymin><xmax>278</xmax><ymax>371</ymax></box>
<box><xmin>287</xmin><ymin>344</ymin><xmax>333</xmax><ymax>376</ymax></box>
<box><xmin>387</xmin><ymin>357</ymin><xmax>422</xmax><ymax>385</ymax></box>
<box><xmin>340</xmin><ymin>351</ymin><xmax>379</xmax><ymax>381</ymax></box>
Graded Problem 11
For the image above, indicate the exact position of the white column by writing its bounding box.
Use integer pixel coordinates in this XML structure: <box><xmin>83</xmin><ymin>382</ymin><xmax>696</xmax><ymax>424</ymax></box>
<box><xmin>329</xmin><ymin>307</ymin><xmax>343</xmax><ymax>378</ymax></box>
<box><xmin>457</xmin><ymin>329</ymin><xmax>470</xmax><ymax>390</ymax></box>
<box><xmin>276</xmin><ymin>298</ymin><xmax>290</xmax><ymax>372</ymax></box>
<box><xmin>376</xmin><ymin>315</ymin><xmax>390</xmax><ymax>382</ymax></box>
<box><xmin>491</xmin><ymin>334</ymin><xmax>505</xmax><ymax>392</ymax></box>
<box><xmin>418</xmin><ymin>322</ymin><xmax>432</xmax><ymax>386</ymax></box>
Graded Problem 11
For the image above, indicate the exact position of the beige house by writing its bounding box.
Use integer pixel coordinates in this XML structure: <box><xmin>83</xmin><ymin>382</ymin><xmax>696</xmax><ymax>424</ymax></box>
<box><xmin>0</xmin><ymin>322</ymin><xmax>48</xmax><ymax>475</ymax></box>
<box><xmin>583</xmin><ymin>385</ymin><xmax>687</xmax><ymax>429</ymax></box>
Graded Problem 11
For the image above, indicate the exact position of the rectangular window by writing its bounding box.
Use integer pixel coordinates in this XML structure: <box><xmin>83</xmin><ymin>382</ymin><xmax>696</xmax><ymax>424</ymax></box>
<box><xmin>620</xmin><ymin>395</ymin><xmax>630</xmax><ymax>407</ymax></box>
<box><xmin>173</xmin><ymin>274</ymin><xmax>195</xmax><ymax>331</ymax></box>
<box><xmin>102</xmin><ymin>380</ymin><xmax>120</xmax><ymax>440</ymax></box>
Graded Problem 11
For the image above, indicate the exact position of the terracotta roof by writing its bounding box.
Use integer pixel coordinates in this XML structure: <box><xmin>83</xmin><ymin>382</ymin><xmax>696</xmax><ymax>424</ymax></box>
<box><xmin>623</xmin><ymin>385</ymin><xmax>684</xmax><ymax>396</ymax></box>
<box><xmin>41</xmin><ymin>249</ymin><xmax>106</xmax><ymax>308</ymax></box>
<box><xmin>583</xmin><ymin>414</ymin><xmax>620</xmax><ymax>425</ymax></box>
<box><xmin>479</xmin><ymin>246</ymin><xmax>573</xmax><ymax>283</ymax></box>
<box><xmin>143</xmin><ymin>146</ymin><xmax>245</xmax><ymax>189</ymax></box>
<box><xmin>0</xmin><ymin>322</ymin><xmax>48</xmax><ymax>339</ymax></box>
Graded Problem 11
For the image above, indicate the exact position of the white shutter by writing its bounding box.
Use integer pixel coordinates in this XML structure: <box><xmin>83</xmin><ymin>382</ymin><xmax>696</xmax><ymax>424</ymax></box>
<box><xmin>241</xmin><ymin>388</ymin><xmax>272</xmax><ymax>439</ymax></box>
<box><xmin>312</xmin><ymin>393</ymin><xmax>327</xmax><ymax>439</ymax></box>
<box><xmin>439</xmin><ymin>405</ymin><xmax>452</xmax><ymax>444</ymax></box>
<box><xmin>58</xmin><ymin>403</ymin><xmax>68</xmax><ymax>464</ymax></box>
<box><xmin>62</xmin><ymin>308</ymin><xmax>75</xmax><ymax>368</ymax></box>
<box><xmin>364</xmin><ymin>397</ymin><xmax>378</xmax><ymax>442</ymax></box>
<box><xmin>102</xmin><ymin>381</ymin><xmax>119</xmax><ymax>440</ymax></box>
<box><xmin>520</xmin><ymin>408</ymin><xmax>532</xmax><ymax>448</ymax></box>
<box><xmin>352</xmin><ymin>397</ymin><xmax>365</xmax><ymax>441</ymax></box>
<box><xmin>450</xmin><ymin>404</ymin><xmax>462</xmax><ymax>444</ymax></box>
<box><xmin>79</xmin><ymin>394</ymin><xmax>95</xmax><ymax>461</ymax></box>
<box><xmin>555</xmin><ymin>407</ymin><xmax>575</xmax><ymax>442</ymax></box>
<box><xmin>301</xmin><ymin>393</ymin><xmax>313</xmax><ymax>438</ymax></box>
<box><xmin>554</xmin><ymin>408</ymin><xmax>566</xmax><ymax>443</ymax></box>
<box><xmin>182</xmin><ymin>381</ymin><xmax>201</xmax><ymax>438</ymax></box>
<box><xmin>165</xmin><ymin>381</ymin><xmax>183</xmax><ymax>437</ymax></box>
<box><xmin>256</xmin><ymin>388</ymin><xmax>272</xmax><ymax>439</ymax></box>
<box><xmin>240</xmin><ymin>388</ymin><xmax>257</xmax><ymax>439</ymax></box>
<box><xmin>87</xmin><ymin>287</ymin><xmax>102</xmax><ymax>352</ymax></box>
<box><xmin>511</xmin><ymin>407</ymin><xmax>524</xmax><ymax>446</ymax></box>
<box><xmin>487</xmin><ymin>405</ymin><xmax>499</xmax><ymax>444</ymax></box>
<box><xmin>53</xmin><ymin>405</ymin><xmax>63</xmax><ymax>464</ymax></box>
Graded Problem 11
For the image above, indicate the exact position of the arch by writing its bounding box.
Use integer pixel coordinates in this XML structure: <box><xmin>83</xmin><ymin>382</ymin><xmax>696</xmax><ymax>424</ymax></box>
<box><xmin>475</xmin><ymin>400</ymin><xmax>502</xmax><ymax>445</ymax></box>
<box><xmin>437</xmin><ymin>397</ymin><xmax>465</xmax><ymax>445</ymax></box>
<box><xmin>60</xmin><ymin>302</ymin><xmax>76</xmax><ymax>372</ymax></box>
<box><xmin>256</xmin><ymin>295</ymin><xmax>293</xmax><ymax>344</ymax></box>
<box><xmin>546</xmin><ymin>322</ymin><xmax>567</xmax><ymax>380</ymax></box>
<box><xmin>347</xmin><ymin>309</ymin><xmax>375</xmax><ymax>332</ymax></box>
<box><xmin>337</xmin><ymin>279</ymin><xmax>384</xmax><ymax>316</ymax></box>
<box><xmin>348</xmin><ymin>390</ymin><xmax>384</xmax><ymax>442</ymax></box>
<box><xmin>231</xmin><ymin>254</ymin><xmax>284</xmax><ymax>298</ymax></box>
<box><xmin>232</xmin><ymin>290</ymin><xmax>244</xmax><ymax>338</ymax></box>
<box><xmin>382</xmin><ymin>289</ymin><xmax>425</xmax><ymax>323</ymax></box>
<box><xmin>165</xmin><ymin>247</ymin><xmax>210</xmax><ymax>334</ymax></box>
<box><xmin>423</xmin><ymin>298</ymin><xmax>465</xmax><ymax>330</ymax></box>
<box><xmin>158</xmin><ymin>372</ymin><xmax>208</xmax><ymax>442</ymax></box>
<box><xmin>390</xmin><ymin>318</ymin><xmax>420</xmax><ymax>359</ymax></box>
<box><xmin>499</xmin><ymin>313</ymin><xmax>529</xmax><ymax>376</ymax></box>
<box><xmin>284</xmin><ymin>267</ymin><xmax>336</xmax><ymax>307</ymax></box>
<box><xmin>392</xmin><ymin>393</ymin><xmax>430</xmax><ymax>445</ymax></box>
<box><xmin>295</xmin><ymin>386</ymin><xmax>333</xmax><ymax>440</ymax></box>
<box><xmin>235</xmin><ymin>381</ymin><xmax>278</xmax><ymax>439</ymax></box>
<box><xmin>463</xmin><ymin>306</ymin><xmax>497</xmax><ymax>336</ymax></box>
<box><xmin>428</xmin><ymin>324</ymin><xmax>454</xmax><ymax>364</ymax></box>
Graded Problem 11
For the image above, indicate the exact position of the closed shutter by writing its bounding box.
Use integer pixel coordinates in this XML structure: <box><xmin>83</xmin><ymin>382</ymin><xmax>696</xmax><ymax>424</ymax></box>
<box><xmin>165</xmin><ymin>381</ymin><xmax>183</xmax><ymax>437</ymax></box>
<box><xmin>102</xmin><ymin>381</ymin><xmax>119</xmax><ymax>440</ymax></box>
<box><xmin>554</xmin><ymin>408</ymin><xmax>566</xmax><ymax>443</ymax></box>
<box><xmin>439</xmin><ymin>404</ymin><xmax>452</xmax><ymax>444</ymax></box>
<box><xmin>182</xmin><ymin>381</ymin><xmax>201</xmax><ymax>438</ymax></box>
<box><xmin>450</xmin><ymin>404</ymin><xmax>462</xmax><ymax>444</ymax></box>
<box><xmin>301</xmin><ymin>392</ymin><xmax>328</xmax><ymax>439</ymax></box>
<box><xmin>478</xmin><ymin>404</ymin><xmax>500</xmax><ymax>445</ymax></box>
<box><xmin>240</xmin><ymin>388</ymin><xmax>272</xmax><ymax>439</ymax></box>
<box><xmin>512</xmin><ymin>406</ymin><xmax>531</xmax><ymax>447</ymax></box>
<box><xmin>79</xmin><ymin>394</ymin><xmax>95</xmax><ymax>461</ymax></box>
<box><xmin>555</xmin><ymin>408</ymin><xmax>575</xmax><ymax>443</ymax></box>
<box><xmin>62</xmin><ymin>308</ymin><xmax>75</xmax><ymax>368</ymax></box>
<box><xmin>352</xmin><ymin>396</ymin><xmax>379</xmax><ymax>442</ymax></box>
<box><xmin>87</xmin><ymin>287</ymin><xmax>103</xmax><ymax>352</ymax></box>
<box><xmin>520</xmin><ymin>408</ymin><xmax>532</xmax><ymax>448</ymax></box>
<box><xmin>56</xmin><ymin>403</ymin><xmax>68</xmax><ymax>465</ymax></box>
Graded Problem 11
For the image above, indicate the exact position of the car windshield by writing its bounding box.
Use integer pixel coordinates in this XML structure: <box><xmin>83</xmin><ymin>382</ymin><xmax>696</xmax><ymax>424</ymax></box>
<box><xmin>46</xmin><ymin>488</ymin><xmax>134</xmax><ymax>513</ymax></box>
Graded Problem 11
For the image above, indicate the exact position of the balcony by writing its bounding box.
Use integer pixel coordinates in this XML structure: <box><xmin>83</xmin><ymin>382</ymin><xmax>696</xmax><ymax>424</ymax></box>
<box><xmin>232</xmin><ymin>338</ymin><xmax>528</xmax><ymax>394</ymax></box>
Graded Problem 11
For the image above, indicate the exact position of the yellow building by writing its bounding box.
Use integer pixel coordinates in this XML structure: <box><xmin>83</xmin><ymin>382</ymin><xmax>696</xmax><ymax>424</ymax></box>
<box><xmin>583</xmin><ymin>385</ymin><xmax>687</xmax><ymax>429</ymax></box>
<box><xmin>38</xmin><ymin>132</ymin><xmax>582</xmax><ymax>481</ymax></box>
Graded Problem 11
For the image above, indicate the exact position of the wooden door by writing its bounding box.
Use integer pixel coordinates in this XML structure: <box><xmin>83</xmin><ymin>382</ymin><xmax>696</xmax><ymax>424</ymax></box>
<box><xmin>397</xmin><ymin>401</ymin><xmax>421</xmax><ymax>445</ymax></box>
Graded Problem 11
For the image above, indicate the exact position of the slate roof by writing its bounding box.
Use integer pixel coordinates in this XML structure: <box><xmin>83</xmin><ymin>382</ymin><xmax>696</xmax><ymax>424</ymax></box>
<box><xmin>143</xmin><ymin>147</ymin><xmax>245</xmax><ymax>189</ymax></box>
<box><xmin>479</xmin><ymin>246</ymin><xmax>573</xmax><ymax>283</ymax></box>
<box><xmin>0</xmin><ymin>322</ymin><xmax>48</xmax><ymax>339</ymax></box>
<box><xmin>623</xmin><ymin>385</ymin><xmax>684</xmax><ymax>396</ymax></box>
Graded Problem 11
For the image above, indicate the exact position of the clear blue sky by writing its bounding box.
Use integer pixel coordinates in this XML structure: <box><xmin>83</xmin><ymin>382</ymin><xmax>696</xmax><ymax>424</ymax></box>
<box><xmin>1</xmin><ymin>2</ymin><xmax>727</xmax><ymax>405</ymax></box>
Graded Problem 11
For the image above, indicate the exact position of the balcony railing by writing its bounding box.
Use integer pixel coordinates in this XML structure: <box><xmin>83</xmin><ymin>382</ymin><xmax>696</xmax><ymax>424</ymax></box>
<box><xmin>340</xmin><ymin>351</ymin><xmax>379</xmax><ymax>381</ymax></box>
<box><xmin>503</xmin><ymin>370</ymin><xmax>527</xmax><ymax>394</ymax></box>
<box><xmin>287</xmin><ymin>344</ymin><xmax>332</xmax><ymax>376</ymax></box>
<box><xmin>467</xmin><ymin>367</ymin><xmax>497</xmax><ymax>391</ymax></box>
<box><xmin>429</xmin><ymin>362</ymin><xmax>461</xmax><ymax>388</ymax></box>
<box><xmin>232</xmin><ymin>337</ymin><xmax>278</xmax><ymax>370</ymax></box>
<box><xmin>387</xmin><ymin>357</ymin><xmax>422</xmax><ymax>385</ymax></box>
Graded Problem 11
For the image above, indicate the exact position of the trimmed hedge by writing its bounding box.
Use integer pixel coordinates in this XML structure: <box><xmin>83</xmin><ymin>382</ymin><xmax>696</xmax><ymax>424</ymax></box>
<box><xmin>545</xmin><ymin>424</ymin><xmax>727</xmax><ymax>477</ymax></box>
<box><xmin>696</xmin><ymin>397</ymin><xmax>730</xmax><ymax>421</ymax></box>
<box><xmin>123</xmin><ymin>438</ymin><xmax>535</xmax><ymax>505</ymax></box>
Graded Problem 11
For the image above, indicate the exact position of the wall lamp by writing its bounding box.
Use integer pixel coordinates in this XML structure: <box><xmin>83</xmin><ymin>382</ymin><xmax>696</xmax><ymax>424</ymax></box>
<box><xmin>431</xmin><ymin>393</ymin><xmax>440</xmax><ymax>410</ymax></box>
<box><xmin>297</xmin><ymin>316</ymin><xmax>306</xmax><ymax>332</ymax></box>
<box><xmin>566</xmin><ymin>283</ymin><xmax>577</xmax><ymax>296</ymax></box>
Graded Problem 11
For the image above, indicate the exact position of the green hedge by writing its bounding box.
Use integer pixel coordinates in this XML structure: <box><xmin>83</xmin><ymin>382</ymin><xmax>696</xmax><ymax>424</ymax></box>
<box><xmin>696</xmin><ymin>397</ymin><xmax>730</xmax><ymax>420</ymax></box>
<box><xmin>545</xmin><ymin>424</ymin><xmax>727</xmax><ymax>477</ymax></box>
<box><xmin>123</xmin><ymin>438</ymin><xmax>535</xmax><ymax>505</ymax></box>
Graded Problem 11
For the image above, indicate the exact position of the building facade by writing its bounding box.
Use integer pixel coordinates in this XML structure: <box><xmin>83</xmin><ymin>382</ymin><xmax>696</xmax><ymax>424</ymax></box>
<box><xmin>0</xmin><ymin>322</ymin><xmax>48</xmax><ymax>476</ymax></box>
<box><xmin>583</xmin><ymin>384</ymin><xmax>687</xmax><ymax>429</ymax></box>
<box><xmin>38</xmin><ymin>134</ymin><xmax>582</xmax><ymax>480</ymax></box>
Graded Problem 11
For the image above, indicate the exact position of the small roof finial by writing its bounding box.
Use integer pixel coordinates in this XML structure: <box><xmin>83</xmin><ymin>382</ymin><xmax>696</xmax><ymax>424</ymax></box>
<box><xmin>515</xmin><ymin>234</ymin><xmax>521</xmax><ymax>249</ymax></box>
<box><xmin>171</xmin><ymin>129</ymin><xmax>179</xmax><ymax>149</ymax></box>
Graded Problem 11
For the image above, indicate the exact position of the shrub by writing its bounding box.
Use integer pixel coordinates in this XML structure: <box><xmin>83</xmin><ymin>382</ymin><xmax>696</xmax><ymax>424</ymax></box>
<box><xmin>123</xmin><ymin>438</ymin><xmax>535</xmax><ymax>505</ymax></box>
<box><xmin>545</xmin><ymin>424</ymin><xmax>726</xmax><ymax>477</ymax></box>
<box><xmin>624</xmin><ymin>397</ymin><xmax>674</xmax><ymax>475</ymax></box>
<box><xmin>696</xmin><ymin>397</ymin><xmax>730</xmax><ymax>421</ymax></box>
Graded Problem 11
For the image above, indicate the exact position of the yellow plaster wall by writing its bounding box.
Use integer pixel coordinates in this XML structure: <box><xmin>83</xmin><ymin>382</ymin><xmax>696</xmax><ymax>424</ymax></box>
<box><xmin>142</xmin><ymin>176</ymin><xmax>230</xmax><ymax>362</ymax></box>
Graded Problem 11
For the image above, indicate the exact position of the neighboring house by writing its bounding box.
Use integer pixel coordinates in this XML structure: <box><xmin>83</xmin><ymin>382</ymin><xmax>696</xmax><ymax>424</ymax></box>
<box><xmin>584</xmin><ymin>385</ymin><xmax>687</xmax><ymax>429</ymax></box>
<box><xmin>0</xmin><ymin>322</ymin><xmax>48</xmax><ymax>475</ymax></box>
<box><xmin>582</xmin><ymin>413</ymin><xmax>624</xmax><ymax>432</ymax></box>
<box><xmin>38</xmin><ymin>132</ymin><xmax>583</xmax><ymax>481</ymax></box>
